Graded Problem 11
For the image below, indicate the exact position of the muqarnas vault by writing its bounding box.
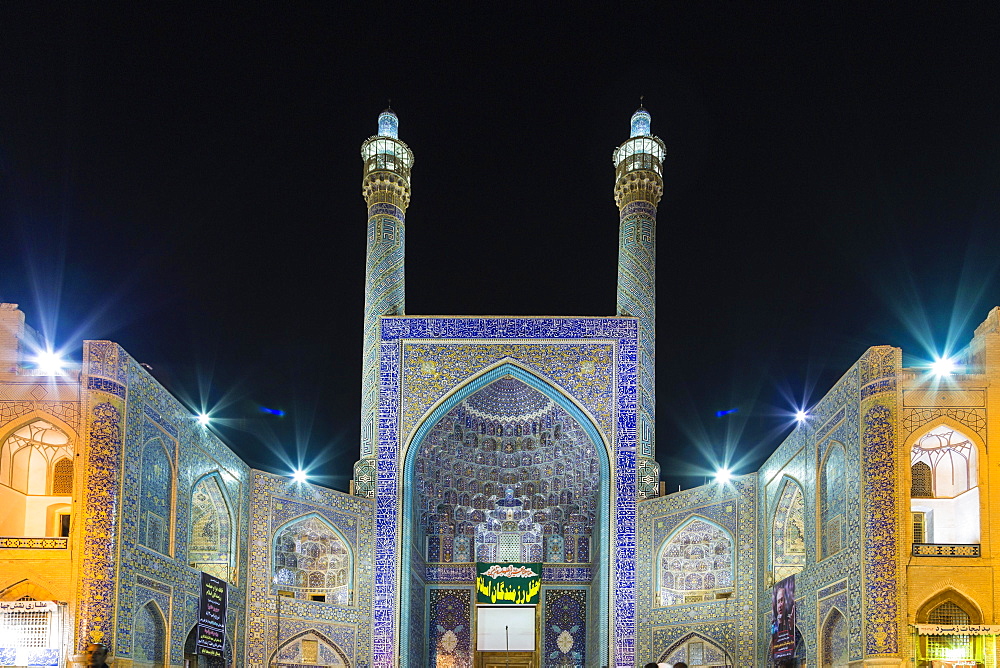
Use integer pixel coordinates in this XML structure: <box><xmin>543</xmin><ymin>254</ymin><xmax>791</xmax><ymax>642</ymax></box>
<box><xmin>2</xmin><ymin>108</ymin><xmax>1000</xmax><ymax>668</ymax></box>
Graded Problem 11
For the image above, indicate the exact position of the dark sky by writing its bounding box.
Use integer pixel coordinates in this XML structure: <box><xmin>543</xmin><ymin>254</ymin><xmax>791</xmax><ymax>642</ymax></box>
<box><xmin>4</xmin><ymin>4</ymin><xmax>1000</xmax><ymax>491</ymax></box>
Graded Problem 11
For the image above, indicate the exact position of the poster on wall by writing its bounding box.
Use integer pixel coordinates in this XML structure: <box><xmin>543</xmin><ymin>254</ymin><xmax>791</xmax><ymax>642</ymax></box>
<box><xmin>196</xmin><ymin>572</ymin><xmax>228</xmax><ymax>657</ymax></box>
<box><xmin>771</xmin><ymin>574</ymin><xmax>796</xmax><ymax>663</ymax></box>
<box><xmin>475</xmin><ymin>563</ymin><xmax>542</xmax><ymax>605</ymax></box>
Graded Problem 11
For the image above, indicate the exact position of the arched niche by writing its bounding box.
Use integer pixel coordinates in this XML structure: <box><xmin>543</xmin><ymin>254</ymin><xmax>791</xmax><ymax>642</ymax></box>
<box><xmin>908</xmin><ymin>421</ymin><xmax>982</xmax><ymax>545</ymax></box>
<box><xmin>915</xmin><ymin>589</ymin><xmax>983</xmax><ymax>664</ymax></box>
<box><xmin>820</xmin><ymin>606</ymin><xmax>848</xmax><ymax>668</ymax></box>
<box><xmin>657</xmin><ymin>516</ymin><xmax>734</xmax><ymax>606</ymax></box>
<box><xmin>659</xmin><ymin>631</ymin><xmax>731</xmax><ymax>666</ymax></box>
<box><xmin>138</xmin><ymin>437</ymin><xmax>174</xmax><ymax>555</ymax></box>
<box><xmin>271</xmin><ymin>512</ymin><xmax>353</xmax><ymax>605</ymax></box>
<box><xmin>132</xmin><ymin>600</ymin><xmax>167</xmax><ymax>668</ymax></box>
<box><xmin>398</xmin><ymin>362</ymin><xmax>612</xmax><ymax>666</ymax></box>
<box><xmin>268</xmin><ymin>628</ymin><xmax>351</xmax><ymax>667</ymax></box>
<box><xmin>189</xmin><ymin>472</ymin><xmax>235</xmax><ymax>582</ymax></box>
<box><xmin>771</xmin><ymin>476</ymin><xmax>805</xmax><ymax>582</ymax></box>
<box><xmin>0</xmin><ymin>416</ymin><xmax>76</xmax><ymax>537</ymax></box>
<box><xmin>818</xmin><ymin>441</ymin><xmax>846</xmax><ymax>559</ymax></box>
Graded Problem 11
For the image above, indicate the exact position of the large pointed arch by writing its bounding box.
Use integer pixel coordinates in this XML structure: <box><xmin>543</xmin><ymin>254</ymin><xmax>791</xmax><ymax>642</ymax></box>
<box><xmin>401</xmin><ymin>358</ymin><xmax>612</xmax><ymax>461</ymax></box>
<box><xmin>398</xmin><ymin>361</ymin><xmax>613</xmax><ymax>666</ymax></box>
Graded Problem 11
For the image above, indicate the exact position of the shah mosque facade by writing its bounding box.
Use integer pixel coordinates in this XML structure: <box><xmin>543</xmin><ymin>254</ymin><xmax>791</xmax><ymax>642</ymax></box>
<box><xmin>1</xmin><ymin>109</ymin><xmax>1000</xmax><ymax>667</ymax></box>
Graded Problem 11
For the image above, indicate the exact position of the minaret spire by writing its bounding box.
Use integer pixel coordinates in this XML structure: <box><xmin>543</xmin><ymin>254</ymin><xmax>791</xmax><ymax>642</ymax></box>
<box><xmin>355</xmin><ymin>109</ymin><xmax>414</xmax><ymax>492</ymax></box>
<box><xmin>614</xmin><ymin>105</ymin><xmax>665</xmax><ymax>499</ymax></box>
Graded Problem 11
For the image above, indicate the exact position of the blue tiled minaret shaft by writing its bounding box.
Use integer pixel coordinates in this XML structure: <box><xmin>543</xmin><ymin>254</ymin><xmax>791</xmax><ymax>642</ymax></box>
<box><xmin>355</xmin><ymin>110</ymin><xmax>413</xmax><ymax>495</ymax></box>
<box><xmin>614</xmin><ymin>107</ymin><xmax>664</xmax><ymax>499</ymax></box>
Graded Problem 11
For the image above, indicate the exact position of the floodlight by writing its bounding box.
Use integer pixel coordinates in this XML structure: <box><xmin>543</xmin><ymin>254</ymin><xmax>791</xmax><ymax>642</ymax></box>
<box><xmin>33</xmin><ymin>349</ymin><xmax>67</xmax><ymax>376</ymax></box>
<box><xmin>930</xmin><ymin>356</ymin><xmax>957</xmax><ymax>377</ymax></box>
<box><xmin>713</xmin><ymin>468</ymin><xmax>732</xmax><ymax>484</ymax></box>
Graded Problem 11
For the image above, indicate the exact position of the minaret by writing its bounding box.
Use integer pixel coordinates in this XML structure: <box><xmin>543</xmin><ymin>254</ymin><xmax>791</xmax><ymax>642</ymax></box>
<box><xmin>355</xmin><ymin>109</ymin><xmax>414</xmax><ymax>494</ymax></box>
<box><xmin>614</xmin><ymin>106</ymin><xmax>664</xmax><ymax>499</ymax></box>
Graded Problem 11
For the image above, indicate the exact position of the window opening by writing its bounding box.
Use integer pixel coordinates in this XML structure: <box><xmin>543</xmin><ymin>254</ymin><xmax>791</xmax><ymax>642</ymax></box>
<box><xmin>50</xmin><ymin>458</ymin><xmax>73</xmax><ymax>495</ymax></box>
<box><xmin>926</xmin><ymin>602</ymin><xmax>972</xmax><ymax>660</ymax></box>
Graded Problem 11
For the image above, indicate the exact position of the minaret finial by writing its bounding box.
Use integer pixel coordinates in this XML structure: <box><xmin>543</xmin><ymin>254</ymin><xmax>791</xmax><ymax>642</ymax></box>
<box><xmin>629</xmin><ymin>104</ymin><xmax>652</xmax><ymax>138</ymax></box>
<box><xmin>378</xmin><ymin>107</ymin><xmax>399</xmax><ymax>138</ymax></box>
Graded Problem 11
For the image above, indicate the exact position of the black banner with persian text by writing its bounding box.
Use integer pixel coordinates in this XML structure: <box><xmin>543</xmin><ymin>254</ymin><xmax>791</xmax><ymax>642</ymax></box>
<box><xmin>197</xmin><ymin>572</ymin><xmax>228</xmax><ymax>657</ymax></box>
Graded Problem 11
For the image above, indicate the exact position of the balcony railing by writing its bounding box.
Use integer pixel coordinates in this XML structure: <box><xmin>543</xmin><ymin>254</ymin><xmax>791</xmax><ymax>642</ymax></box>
<box><xmin>912</xmin><ymin>543</ymin><xmax>980</xmax><ymax>557</ymax></box>
<box><xmin>0</xmin><ymin>536</ymin><xmax>69</xmax><ymax>549</ymax></box>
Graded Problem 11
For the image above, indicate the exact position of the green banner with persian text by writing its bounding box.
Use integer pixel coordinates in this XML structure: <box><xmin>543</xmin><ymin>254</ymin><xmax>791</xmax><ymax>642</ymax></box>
<box><xmin>476</xmin><ymin>563</ymin><xmax>542</xmax><ymax>605</ymax></box>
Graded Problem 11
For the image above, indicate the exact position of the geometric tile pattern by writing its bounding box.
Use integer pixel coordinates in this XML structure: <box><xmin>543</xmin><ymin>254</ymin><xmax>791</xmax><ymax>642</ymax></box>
<box><xmin>427</xmin><ymin>588</ymin><xmax>472</xmax><ymax>668</ymax></box>
<box><xmin>374</xmin><ymin>316</ymin><xmax>638</xmax><ymax>668</ymax></box>
<box><xmin>902</xmin><ymin>407</ymin><xmax>986</xmax><ymax>438</ymax></box>
<box><xmin>860</xmin><ymin>346</ymin><xmax>901</xmax><ymax>658</ymax></box>
<box><xmin>616</xmin><ymin>198</ymin><xmax>658</xmax><ymax>495</ymax></box>
<box><xmin>542</xmin><ymin>588</ymin><xmax>587</xmax><ymax>667</ymax></box>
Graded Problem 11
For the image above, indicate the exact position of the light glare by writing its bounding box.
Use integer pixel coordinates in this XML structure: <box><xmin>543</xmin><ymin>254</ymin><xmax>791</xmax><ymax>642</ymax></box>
<box><xmin>930</xmin><ymin>357</ymin><xmax>957</xmax><ymax>377</ymax></box>
<box><xmin>795</xmin><ymin>410</ymin><xmax>808</xmax><ymax>423</ymax></box>
<box><xmin>292</xmin><ymin>469</ymin><xmax>308</xmax><ymax>483</ymax></box>
<box><xmin>713</xmin><ymin>468</ymin><xmax>732</xmax><ymax>484</ymax></box>
<box><xmin>33</xmin><ymin>349</ymin><xmax>67</xmax><ymax>376</ymax></box>
<box><xmin>197</xmin><ymin>413</ymin><xmax>211</xmax><ymax>426</ymax></box>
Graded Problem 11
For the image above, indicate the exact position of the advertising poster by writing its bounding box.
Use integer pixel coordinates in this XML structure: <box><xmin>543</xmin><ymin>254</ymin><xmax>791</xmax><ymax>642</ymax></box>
<box><xmin>196</xmin><ymin>572</ymin><xmax>228</xmax><ymax>657</ymax></box>
<box><xmin>771</xmin><ymin>574</ymin><xmax>796</xmax><ymax>663</ymax></box>
<box><xmin>475</xmin><ymin>563</ymin><xmax>542</xmax><ymax>605</ymax></box>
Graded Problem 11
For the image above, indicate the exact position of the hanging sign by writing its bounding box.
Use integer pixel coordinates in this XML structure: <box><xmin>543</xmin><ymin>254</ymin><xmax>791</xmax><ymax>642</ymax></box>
<box><xmin>914</xmin><ymin>624</ymin><xmax>1000</xmax><ymax>635</ymax></box>
<box><xmin>476</xmin><ymin>563</ymin><xmax>542</xmax><ymax>605</ymax></box>
<box><xmin>0</xmin><ymin>600</ymin><xmax>59</xmax><ymax>612</ymax></box>
<box><xmin>196</xmin><ymin>572</ymin><xmax>228</xmax><ymax>657</ymax></box>
<box><xmin>770</xmin><ymin>574</ymin><xmax>796</xmax><ymax>662</ymax></box>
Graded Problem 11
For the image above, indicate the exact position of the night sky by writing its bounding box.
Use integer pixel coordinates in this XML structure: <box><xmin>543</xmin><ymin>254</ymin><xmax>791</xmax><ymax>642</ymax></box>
<box><xmin>4</xmin><ymin>4</ymin><xmax>1000</xmax><ymax>491</ymax></box>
